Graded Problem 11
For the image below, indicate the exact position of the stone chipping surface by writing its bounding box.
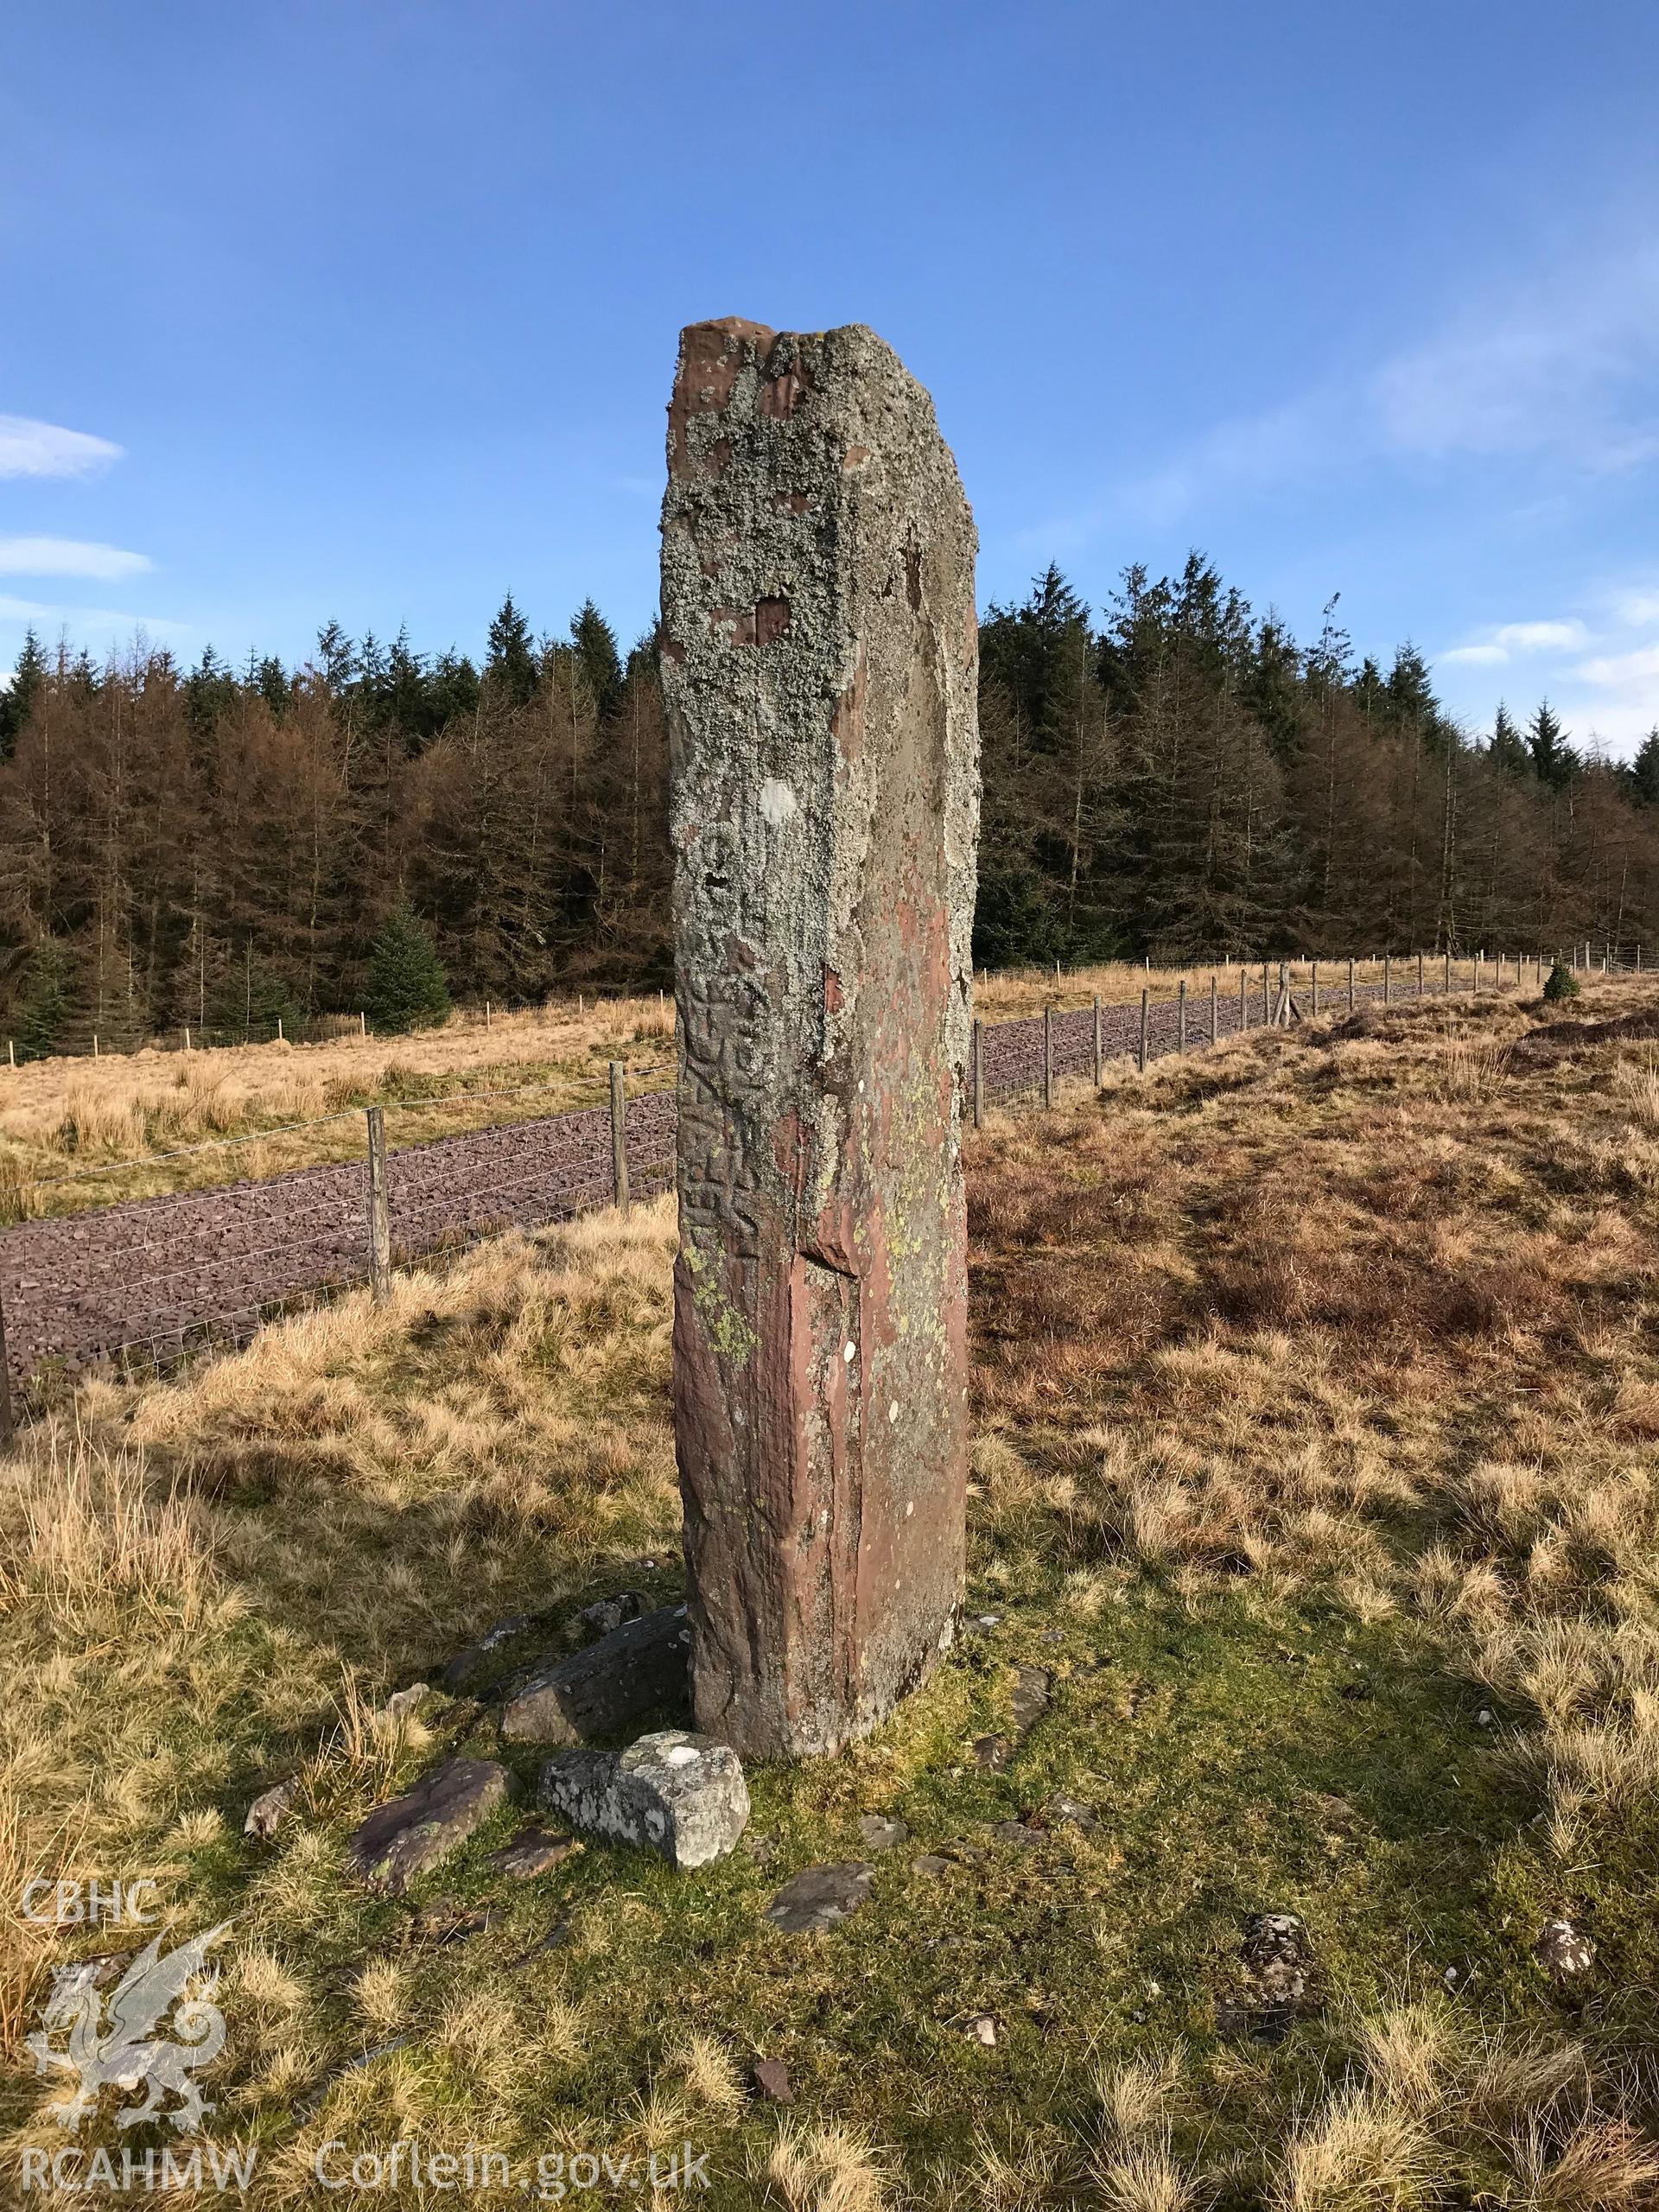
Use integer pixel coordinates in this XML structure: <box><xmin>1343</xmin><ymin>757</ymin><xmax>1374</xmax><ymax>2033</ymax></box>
<box><xmin>661</xmin><ymin>317</ymin><xmax>981</xmax><ymax>1759</ymax></box>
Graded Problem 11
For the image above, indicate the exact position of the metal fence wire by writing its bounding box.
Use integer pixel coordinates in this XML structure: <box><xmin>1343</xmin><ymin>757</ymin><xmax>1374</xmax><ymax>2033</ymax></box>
<box><xmin>0</xmin><ymin>950</ymin><xmax>1607</xmax><ymax>1419</ymax></box>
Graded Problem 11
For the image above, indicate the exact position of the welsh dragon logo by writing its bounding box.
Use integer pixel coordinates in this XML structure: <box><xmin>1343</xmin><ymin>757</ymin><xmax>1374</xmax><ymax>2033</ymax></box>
<box><xmin>26</xmin><ymin>1923</ymin><xmax>232</xmax><ymax>2133</ymax></box>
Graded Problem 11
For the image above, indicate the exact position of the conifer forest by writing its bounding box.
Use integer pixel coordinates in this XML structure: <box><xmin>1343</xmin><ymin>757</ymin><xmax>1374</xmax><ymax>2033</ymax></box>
<box><xmin>3</xmin><ymin>558</ymin><xmax>1656</xmax><ymax>1050</ymax></box>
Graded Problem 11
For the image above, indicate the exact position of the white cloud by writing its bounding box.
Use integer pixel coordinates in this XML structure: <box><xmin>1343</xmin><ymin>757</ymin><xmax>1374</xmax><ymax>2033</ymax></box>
<box><xmin>1438</xmin><ymin>619</ymin><xmax>1590</xmax><ymax>669</ymax></box>
<box><xmin>1575</xmin><ymin>643</ymin><xmax>1659</xmax><ymax>689</ymax></box>
<box><xmin>0</xmin><ymin>537</ymin><xmax>151</xmax><ymax>581</ymax></box>
<box><xmin>1493</xmin><ymin>620</ymin><xmax>1589</xmax><ymax>652</ymax></box>
<box><xmin>0</xmin><ymin>414</ymin><xmax>124</xmax><ymax>480</ymax></box>
<box><xmin>1372</xmin><ymin>245</ymin><xmax>1659</xmax><ymax>473</ymax></box>
<box><xmin>1126</xmin><ymin>228</ymin><xmax>1659</xmax><ymax>520</ymax></box>
<box><xmin>0</xmin><ymin>594</ymin><xmax>185</xmax><ymax>636</ymax></box>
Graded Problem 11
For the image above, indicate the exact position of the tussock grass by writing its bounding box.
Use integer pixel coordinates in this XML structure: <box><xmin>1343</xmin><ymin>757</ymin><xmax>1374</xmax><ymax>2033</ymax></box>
<box><xmin>3</xmin><ymin>979</ymin><xmax>1658</xmax><ymax>2202</ymax></box>
<box><xmin>0</xmin><ymin>991</ymin><xmax>675</xmax><ymax>1219</ymax></box>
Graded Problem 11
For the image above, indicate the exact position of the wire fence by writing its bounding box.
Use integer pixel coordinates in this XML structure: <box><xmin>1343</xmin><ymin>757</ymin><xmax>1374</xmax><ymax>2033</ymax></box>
<box><xmin>0</xmin><ymin>945</ymin><xmax>1627</xmax><ymax>1428</ymax></box>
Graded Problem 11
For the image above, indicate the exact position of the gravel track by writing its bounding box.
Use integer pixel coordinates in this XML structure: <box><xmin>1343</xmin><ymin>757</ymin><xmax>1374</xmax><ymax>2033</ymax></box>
<box><xmin>2</xmin><ymin>1090</ymin><xmax>674</xmax><ymax>1382</ymax></box>
<box><xmin>0</xmin><ymin>975</ymin><xmax>1476</xmax><ymax>1388</ymax></box>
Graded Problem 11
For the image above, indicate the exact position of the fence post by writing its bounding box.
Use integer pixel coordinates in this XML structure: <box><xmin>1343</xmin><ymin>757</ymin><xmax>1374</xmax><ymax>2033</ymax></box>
<box><xmin>1417</xmin><ymin>950</ymin><xmax>1424</xmax><ymax>998</ymax></box>
<box><xmin>92</xmin><ymin>1033</ymin><xmax>99</xmax><ymax>1058</ymax></box>
<box><xmin>183</xmin><ymin>1026</ymin><xmax>191</xmax><ymax>1052</ymax></box>
<box><xmin>0</xmin><ymin>1285</ymin><xmax>14</xmax><ymax>1448</ymax></box>
<box><xmin>1384</xmin><ymin>954</ymin><xmax>1391</xmax><ymax>1006</ymax></box>
<box><xmin>1092</xmin><ymin>997</ymin><xmax>1103</xmax><ymax>1089</ymax></box>
<box><xmin>610</xmin><ymin>1060</ymin><xmax>631</xmax><ymax>1214</ymax></box>
<box><xmin>1311</xmin><ymin>959</ymin><xmax>1319</xmax><ymax>1017</ymax></box>
<box><xmin>1261</xmin><ymin>961</ymin><xmax>1270</xmax><ymax>1022</ymax></box>
<box><xmin>972</xmin><ymin>1018</ymin><xmax>983</xmax><ymax>1128</ymax></box>
<box><xmin>1240</xmin><ymin>968</ymin><xmax>1248</xmax><ymax>1030</ymax></box>
<box><xmin>1178</xmin><ymin>977</ymin><xmax>1187</xmax><ymax>1051</ymax></box>
<box><xmin>359</xmin><ymin>1010</ymin><xmax>367</xmax><ymax>1036</ymax></box>
<box><xmin>1444</xmin><ymin>950</ymin><xmax>1452</xmax><ymax>996</ymax></box>
<box><xmin>1042</xmin><ymin>1007</ymin><xmax>1053</xmax><ymax>1109</ymax></box>
<box><xmin>1139</xmin><ymin>988</ymin><xmax>1150</xmax><ymax>1072</ymax></box>
<box><xmin>485</xmin><ymin>999</ymin><xmax>492</xmax><ymax>1031</ymax></box>
<box><xmin>365</xmin><ymin>1107</ymin><xmax>391</xmax><ymax>1303</ymax></box>
<box><xmin>1348</xmin><ymin>957</ymin><xmax>1356</xmax><ymax>1012</ymax></box>
<box><xmin>1211</xmin><ymin>973</ymin><xmax>1218</xmax><ymax>1043</ymax></box>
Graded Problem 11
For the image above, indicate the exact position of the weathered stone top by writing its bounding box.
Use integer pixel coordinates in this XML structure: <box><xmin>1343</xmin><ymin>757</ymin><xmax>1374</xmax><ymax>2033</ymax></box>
<box><xmin>660</xmin><ymin>317</ymin><xmax>979</xmax><ymax>1243</ymax></box>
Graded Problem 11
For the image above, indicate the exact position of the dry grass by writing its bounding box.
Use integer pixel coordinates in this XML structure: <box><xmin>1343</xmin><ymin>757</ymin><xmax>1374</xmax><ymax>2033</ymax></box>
<box><xmin>0</xmin><ymin>960</ymin><xmax>1459</xmax><ymax>1222</ymax></box>
<box><xmin>973</xmin><ymin>953</ymin><xmax>1523</xmax><ymax>1024</ymax></box>
<box><xmin>0</xmin><ymin>990</ymin><xmax>675</xmax><ymax>1220</ymax></box>
<box><xmin>3</xmin><ymin>976</ymin><xmax>1658</xmax><ymax>2203</ymax></box>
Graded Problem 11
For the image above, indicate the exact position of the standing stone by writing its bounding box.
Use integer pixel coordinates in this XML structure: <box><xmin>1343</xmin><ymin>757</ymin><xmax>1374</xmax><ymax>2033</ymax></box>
<box><xmin>661</xmin><ymin>318</ymin><xmax>979</xmax><ymax>1758</ymax></box>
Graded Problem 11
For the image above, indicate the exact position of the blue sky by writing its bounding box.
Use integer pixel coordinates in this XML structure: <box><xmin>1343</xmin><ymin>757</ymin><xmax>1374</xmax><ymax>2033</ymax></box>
<box><xmin>3</xmin><ymin>1</ymin><xmax>1657</xmax><ymax>750</ymax></box>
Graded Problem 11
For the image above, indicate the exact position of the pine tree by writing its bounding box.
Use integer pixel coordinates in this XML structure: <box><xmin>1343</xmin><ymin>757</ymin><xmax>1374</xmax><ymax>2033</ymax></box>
<box><xmin>1489</xmin><ymin>702</ymin><xmax>1529</xmax><ymax>775</ymax></box>
<box><xmin>570</xmin><ymin>599</ymin><xmax>623</xmax><ymax>717</ymax></box>
<box><xmin>16</xmin><ymin>938</ymin><xmax>75</xmax><ymax>1058</ymax></box>
<box><xmin>0</xmin><ymin>628</ymin><xmax>46</xmax><ymax>760</ymax></box>
<box><xmin>1527</xmin><ymin>700</ymin><xmax>1578</xmax><ymax>790</ymax></box>
<box><xmin>364</xmin><ymin>900</ymin><xmax>452</xmax><ymax>1033</ymax></box>
<box><xmin>315</xmin><ymin>620</ymin><xmax>356</xmax><ymax>693</ymax></box>
<box><xmin>1629</xmin><ymin>728</ymin><xmax>1659</xmax><ymax>807</ymax></box>
<box><xmin>486</xmin><ymin>593</ymin><xmax>537</xmax><ymax>706</ymax></box>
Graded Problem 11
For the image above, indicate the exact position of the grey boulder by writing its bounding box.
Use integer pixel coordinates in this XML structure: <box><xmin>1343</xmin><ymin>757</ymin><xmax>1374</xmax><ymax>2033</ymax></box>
<box><xmin>539</xmin><ymin>1728</ymin><xmax>748</xmax><ymax>1871</ymax></box>
<box><xmin>503</xmin><ymin>1605</ymin><xmax>692</xmax><ymax>1746</ymax></box>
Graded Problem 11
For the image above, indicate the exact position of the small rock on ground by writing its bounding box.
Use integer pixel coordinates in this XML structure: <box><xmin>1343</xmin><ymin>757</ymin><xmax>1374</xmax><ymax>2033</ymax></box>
<box><xmin>1242</xmin><ymin>1911</ymin><xmax>1312</xmax><ymax>2007</ymax></box>
<box><xmin>1220</xmin><ymin>1910</ymin><xmax>1318</xmax><ymax>2043</ymax></box>
<box><xmin>766</xmin><ymin>1863</ymin><xmax>874</xmax><ymax>1934</ymax></box>
<box><xmin>503</xmin><ymin>1605</ymin><xmax>692</xmax><ymax>1747</ymax></box>
<box><xmin>574</xmin><ymin>1591</ymin><xmax>645</xmax><ymax>1640</ymax></box>
<box><xmin>489</xmin><ymin>1827</ymin><xmax>582</xmax><ymax>1879</ymax></box>
<box><xmin>964</xmin><ymin>2015</ymin><xmax>997</xmax><ymax>2046</ymax></box>
<box><xmin>244</xmin><ymin>1780</ymin><xmax>294</xmax><ymax>1839</ymax></box>
<box><xmin>348</xmin><ymin>1757</ymin><xmax>513</xmax><ymax>1896</ymax></box>
<box><xmin>974</xmin><ymin>1733</ymin><xmax>1013</xmax><ymax>1771</ymax></box>
<box><xmin>1536</xmin><ymin>1918</ymin><xmax>1595</xmax><ymax>1978</ymax></box>
<box><xmin>1010</xmin><ymin>1667</ymin><xmax>1052</xmax><ymax>1732</ymax></box>
<box><xmin>911</xmin><ymin>1854</ymin><xmax>952</xmax><ymax>1878</ymax></box>
<box><xmin>994</xmin><ymin>1820</ymin><xmax>1042</xmax><ymax>1847</ymax></box>
<box><xmin>858</xmin><ymin>1814</ymin><xmax>909</xmax><ymax>1852</ymax></box>
<box><xmin>751</xmin><ymin>2058</ymin><xmax>794</xmax><ymax>2104</ymax></box>
<box><xmin>1046</xmin><ymin>1795</ymin><xmax>1098</xmax><ymax>1830</ymax></box>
